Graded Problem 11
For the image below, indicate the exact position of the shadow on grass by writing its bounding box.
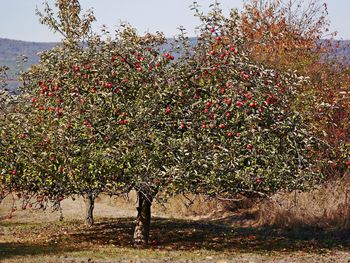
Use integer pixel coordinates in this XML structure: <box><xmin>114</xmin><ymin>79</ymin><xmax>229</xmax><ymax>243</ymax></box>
<box><xmin>0</xmin><ymin>243</ymin><xmax>76</xmax><ymax>261</ymax></box>
<box><xmin>1</xmin><ymin>216</ymin><xmax>350</xmax><ymax>260</ymax></box>
<box><xmin>71</xmin><ymin>217</ymin><xmax>350</xmax><ymax>251</ymax></box>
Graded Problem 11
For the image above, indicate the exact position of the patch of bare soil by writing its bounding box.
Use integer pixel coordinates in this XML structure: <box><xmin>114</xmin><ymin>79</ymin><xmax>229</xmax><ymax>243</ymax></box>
<box><xmin>0</xmin><ymin>194</ymin><xmax>137</xmax><ymax>223</ymax></box>
<box><xmin>0</xmin><ymin>192</ymin><xmax>246</xmax><ymax>223</ymax></box>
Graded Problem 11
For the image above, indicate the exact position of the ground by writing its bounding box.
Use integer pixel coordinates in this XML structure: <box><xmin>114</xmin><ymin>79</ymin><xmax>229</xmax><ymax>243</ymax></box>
<box><xmin>1</xmin><ymin>194</ymin><xmax>350</xmax><ymax>263</ymax></box>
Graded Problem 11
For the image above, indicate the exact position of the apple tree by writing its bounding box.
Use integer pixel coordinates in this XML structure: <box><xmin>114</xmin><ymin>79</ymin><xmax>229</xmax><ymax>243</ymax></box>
<box><xmin>1</xmin><ymin>0</ymin><xmax>322</xmax><ymax>247</ymax></box>
<box><xmin>6</xmin><ymin>0</ymin><xmax>128</xmax><ymax>225</ymax></box>
<box><xmin>10</xmin><ymin>0</ymin><xmax>191</xmax><ymax>235</ymax></box>
<box><xmin>166</xmin><ymin>3</ymin><xmax>321</xmax><ymax>203</ymax></box>
<box><xmin>104</xmin><ymin>3</ymin><xmax>321</xmax><ymax>245</ymax></box>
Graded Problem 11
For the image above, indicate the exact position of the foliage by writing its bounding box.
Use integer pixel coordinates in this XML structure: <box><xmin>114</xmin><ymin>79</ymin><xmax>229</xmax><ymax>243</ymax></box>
<box><xmin>0</xmin><ymin>83</ymin><xmax>20</xmax><ymax>202</ymax></box>
<box><xmin>241</xmin><ymin>0</ymin><xmax>350</xmax><ymax>177</ymax></box>
<box><xmin>242</xmin><ymin>0</ymin><xmax>329</xmax><ymax>71</ymax></box>
<box><xmin>163</xmin><ymin>3</ymin><xmax>320</xmax><ymax>199</ymax></box>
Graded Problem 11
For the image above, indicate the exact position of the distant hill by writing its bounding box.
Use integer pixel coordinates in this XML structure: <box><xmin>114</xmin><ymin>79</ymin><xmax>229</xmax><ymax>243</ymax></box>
<box><xmin>318</xmin><ymin>39</ymin><xmax>350</xmax><ymax>64</ymax></box>
<box><xmin>0</xmin><ymin>38</ymin><xmax>58</xmax><ymax>78</ymax></box>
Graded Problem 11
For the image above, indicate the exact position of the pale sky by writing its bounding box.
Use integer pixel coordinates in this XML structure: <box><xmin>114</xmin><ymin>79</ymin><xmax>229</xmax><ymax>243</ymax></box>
<box><xmin>0</xmin><ymin>0</ymin><xmax>349</xmax><ymax>42</ymax></box>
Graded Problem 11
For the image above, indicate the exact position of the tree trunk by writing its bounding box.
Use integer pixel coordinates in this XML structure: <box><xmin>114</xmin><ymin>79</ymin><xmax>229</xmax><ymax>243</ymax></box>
<box><xmin>84</xmin><ymin>193</ymin><xmax>95</xmax><ymax>227</ymax></box>
<box><xmin>133</xmin><ymin>192</ymin><xmax>152</xmax><ymax>246</ymax></box>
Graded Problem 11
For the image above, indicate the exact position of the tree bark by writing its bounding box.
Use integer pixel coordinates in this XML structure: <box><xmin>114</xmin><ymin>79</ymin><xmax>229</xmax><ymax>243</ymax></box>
<box><xmin>133</xmin><ymin>192</ymin><xmax>152</xmax><ymax>246</ymax></box>
<box><xmin>84</xmin><ymin>193</ymin><xmax>95</xmax><ymax>227</ymax></box>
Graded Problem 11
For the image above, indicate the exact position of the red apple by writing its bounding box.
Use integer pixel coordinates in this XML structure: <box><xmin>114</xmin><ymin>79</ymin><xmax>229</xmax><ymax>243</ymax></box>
<box><xmin>105</xmin><ymin>82</ymin><xmax>113</xmax><ymax>89</ymax></box>
<box><xmin>165</xmin><ymin>106</ymin><xmax>171</xmax><ymax>114</ymax></box>
<box><xmin>249</xmin><ymin>102</ymin><xmax>256</xmax><ymax>108</ymax></box>
<box><xmin>236</xmin><ymin>101</ymin><xmax>244</xmax><ymax>107</ymax></box>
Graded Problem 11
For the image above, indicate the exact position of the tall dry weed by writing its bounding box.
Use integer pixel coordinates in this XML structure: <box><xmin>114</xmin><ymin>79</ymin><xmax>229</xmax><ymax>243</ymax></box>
<box><xmin>256</xmin><ymin>175</ymin><xmax>350</xmax><ymax>229</ymax></box>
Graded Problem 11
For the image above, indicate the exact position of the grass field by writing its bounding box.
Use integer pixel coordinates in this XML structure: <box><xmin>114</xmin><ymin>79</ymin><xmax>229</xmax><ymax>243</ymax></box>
<box><xmin>1</xmin><ymin>195</ymin><xmax>350</xmax><ymax>262</ymax></box>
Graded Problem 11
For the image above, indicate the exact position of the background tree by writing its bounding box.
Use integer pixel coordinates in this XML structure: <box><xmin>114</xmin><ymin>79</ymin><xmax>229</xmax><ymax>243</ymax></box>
<box><xmin>241</xmin><ymin>0</ymin><xmax>350</xmax><ymax>177</ymax></box>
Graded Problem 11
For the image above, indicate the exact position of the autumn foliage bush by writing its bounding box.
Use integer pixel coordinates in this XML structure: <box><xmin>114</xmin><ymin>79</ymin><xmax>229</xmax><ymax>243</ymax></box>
<box><xmin>241</xmin><ymin>0</ymin><xmax>350</xmax><ymax>177</ymax></box>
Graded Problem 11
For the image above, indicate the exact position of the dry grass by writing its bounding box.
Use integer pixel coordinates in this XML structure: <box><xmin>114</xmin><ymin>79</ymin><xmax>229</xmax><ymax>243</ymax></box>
<box><xmin>256</xmin><ymin>176</ymin><xmax>350</xmax><ymax>229</ymax></box>
<box><xmin>1</xmin><ymin>216</ymin><xmax>350</xmax><ymax>262</ymax></box>
<box><xmin>1</xmin><ymin>183</ymin><xmax>350</xmax><ymax>262</ymax></box>
<box><xmin>2</xmin><ymin>177</ymin><xmax>350</xmax><ymax>228</ymax></box>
